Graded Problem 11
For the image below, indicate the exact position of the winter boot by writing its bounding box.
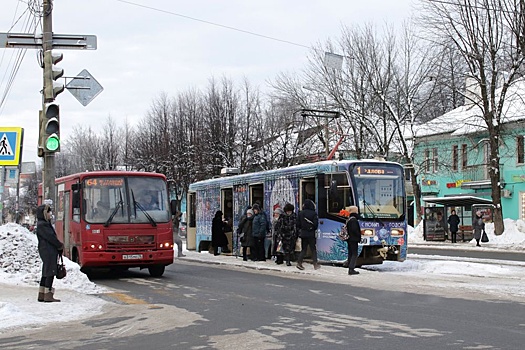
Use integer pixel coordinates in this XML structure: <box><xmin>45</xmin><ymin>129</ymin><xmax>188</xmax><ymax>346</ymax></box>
<box><xmin>178</xmin><ymin>252</ymin><xmax>186</xmax><ymax>257</ymax></box>
<box><xmin>296</xmin><ymin>262</ymin><xmax>305</xmax><ymax>270</ymax></box>
<box><xmin>44</xmin><ymin>287</ymin><xmax>61</xmax><ymax>302</ymax></box>
<box><xmin>314</xmin><ymin>263</ymin><xmax>321</xmax><ymax>270</ymax></box>
<box><xmin>38</xmin><ymin>286</ymin><xmax>45</xmax><ymax>302</ymax></box>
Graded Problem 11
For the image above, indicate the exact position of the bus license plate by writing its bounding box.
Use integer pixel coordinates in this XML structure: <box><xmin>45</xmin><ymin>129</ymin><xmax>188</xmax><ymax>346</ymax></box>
<box><xmin>123</xmin><ymin>254</ymin><xmax>143</xmax><ymax>260</ymax></box>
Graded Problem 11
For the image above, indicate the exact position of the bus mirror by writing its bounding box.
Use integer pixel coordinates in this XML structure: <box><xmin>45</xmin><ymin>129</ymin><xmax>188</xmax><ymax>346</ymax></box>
<box><xmin>72</xmin><ymin>183</ymin><xmax>80</xmax><ymax>208</ymax></box>
<box><xmin>170</xmin><ymin>199</ymin><xmax>177</xmax><ymax>215</ymax></box>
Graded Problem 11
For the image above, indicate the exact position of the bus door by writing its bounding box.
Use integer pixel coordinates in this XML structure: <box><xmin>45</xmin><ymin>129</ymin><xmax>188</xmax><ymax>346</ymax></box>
<box><xmin>187</xmin><ymin>192</ymin><xmax>196</xmax><ymax>250</ymax></box>
<box><xmin>63</xmin><ymin>190</ymin><xmax>71</xmax><ymax>256</ymax></box>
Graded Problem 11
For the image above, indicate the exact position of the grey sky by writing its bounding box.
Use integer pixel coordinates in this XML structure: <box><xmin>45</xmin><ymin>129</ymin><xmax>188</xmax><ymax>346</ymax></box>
<box><xmin>0</xmin><ymin>0</ymin><xmax>414</xmax><ymax>163</ymax></box>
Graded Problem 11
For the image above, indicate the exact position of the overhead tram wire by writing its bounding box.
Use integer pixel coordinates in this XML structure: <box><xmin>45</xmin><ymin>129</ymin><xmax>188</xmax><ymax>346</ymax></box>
<box><xmin>0</xmin><ymin>2</ymin><xmax>39</xmax><ymax>115</ymax></box>
<box><xmin>114</xmin><ymin>0</ymin><xmax>314</xmax><ymax>51</ymax></box>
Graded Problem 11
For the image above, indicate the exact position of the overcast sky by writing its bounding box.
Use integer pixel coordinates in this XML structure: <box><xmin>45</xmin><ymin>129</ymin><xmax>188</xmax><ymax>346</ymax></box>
<box><xmin>0</xmin><ymin>0</ymin><xmax>415</xmax><ymax>164</ymax></box>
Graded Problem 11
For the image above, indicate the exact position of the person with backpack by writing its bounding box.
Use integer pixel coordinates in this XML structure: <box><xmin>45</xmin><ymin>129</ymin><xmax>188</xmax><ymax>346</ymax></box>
<box><xmin>345</xmin><ymin>206</ymin><xmax>362</xmax><ymax>275</ymax></box>
<box><xmin>296</xmin><ymin>199</ymin><xmax>320</xmax><ymax>270</ymax></box>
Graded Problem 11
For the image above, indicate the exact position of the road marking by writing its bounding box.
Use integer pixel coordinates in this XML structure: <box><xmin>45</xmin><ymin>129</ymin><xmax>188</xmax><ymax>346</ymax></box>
<box><xmin>106</xmin><ymin>292</ymin><xmax>148</xmax><ymax>304</ymax></box>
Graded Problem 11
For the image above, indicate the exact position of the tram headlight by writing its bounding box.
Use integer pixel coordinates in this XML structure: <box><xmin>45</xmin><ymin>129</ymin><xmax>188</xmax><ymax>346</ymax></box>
<box><xmin>362</xmin><ymin>229</ymin><xmax>374</xmax><ymax>236</ymax></box>
<box><xmin>391</xmin><ymin>229</ymin><xmax>404</xmax><ymax>236</ymax></box>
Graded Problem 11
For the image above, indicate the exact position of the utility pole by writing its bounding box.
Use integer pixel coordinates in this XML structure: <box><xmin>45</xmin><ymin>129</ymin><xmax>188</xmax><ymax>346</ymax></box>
<box><xmin>42</xmin><ymin>0</ymin><xmax>55</xmax><ymax>206</ymax></box>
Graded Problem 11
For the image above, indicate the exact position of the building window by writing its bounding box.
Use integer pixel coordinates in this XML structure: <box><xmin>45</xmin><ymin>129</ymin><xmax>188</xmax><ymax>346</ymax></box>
<box><xmin>518</xmin><ymin>136</ymin><xmax>524</xmax><ymax>164</ymax></box>
<box><xmin>452</xmin><ymin>145</ymin><xmax>458</xmax><ymax>171</ymax></box>
<box><xmin>424</xmin><ymin>149</ymin><xmax>430</xmax><ymax>172</ymax></box>
<box><xmin>461</xmin><ymin>144</ymin><xmax>468</xmax><ymax>169</ymax></box>
<box><xmin>432</xmin><ymin>148</ymin><xmax>438</xmax><ymax>172</ymax></box>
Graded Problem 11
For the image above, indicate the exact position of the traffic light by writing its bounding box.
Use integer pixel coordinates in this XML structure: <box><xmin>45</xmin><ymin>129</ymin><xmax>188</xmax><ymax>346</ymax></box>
<box><xmin>38</xmin><ymin>103</ymin><xmax>60</xmax><ymax>155</ymax></box>
<box><xmin>43</xmin><ymin>50</ymin><xmax>64</xmax><ymax>102</ymax></box>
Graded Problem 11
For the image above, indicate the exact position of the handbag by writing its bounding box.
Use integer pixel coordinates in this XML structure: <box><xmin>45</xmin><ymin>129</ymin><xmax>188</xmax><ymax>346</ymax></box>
<box><xmin>276</xmin><ymin>240</ymin><xmax>284</xmax><ymax>254</ymax></box>
<box><xmin>295</xmin><ymin>237</ymin><xmax>302</xmax><ymax>251</ymax></box>
<box><xmin>56</xmin><ymin>254</ymin><xmax>67</xmax><ymax>279</ymax></box>
<box><xmin>481</xmin><ymin>230</ymin><xmax>489</xmax><ymax>243</ymax></box>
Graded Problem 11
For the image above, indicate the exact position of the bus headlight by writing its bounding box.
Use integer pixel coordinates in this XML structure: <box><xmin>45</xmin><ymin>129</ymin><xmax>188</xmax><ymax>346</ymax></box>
<box><xmin>391</xmin><ymin>229</ymin><xmax>404</xmax><ymax>236</ymax></box>
<box><xmin>159</xmin><ymin>242</ymin><xmax>172</xmax><ymax>248</ymax></box>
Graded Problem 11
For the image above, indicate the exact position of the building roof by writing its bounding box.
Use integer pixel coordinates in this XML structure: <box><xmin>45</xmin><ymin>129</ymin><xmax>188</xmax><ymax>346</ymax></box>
<box><xmin>414</xmin><ymin>79</ymin><xmax>525</xmax><ymax>138</ymax></box>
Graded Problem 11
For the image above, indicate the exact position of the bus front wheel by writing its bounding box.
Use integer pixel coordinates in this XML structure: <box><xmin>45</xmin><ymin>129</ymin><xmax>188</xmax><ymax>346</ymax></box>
<box><xmin>148</xmin><ymin>265</ymin><xmax>165</xmax><ymax>277</ymax></box>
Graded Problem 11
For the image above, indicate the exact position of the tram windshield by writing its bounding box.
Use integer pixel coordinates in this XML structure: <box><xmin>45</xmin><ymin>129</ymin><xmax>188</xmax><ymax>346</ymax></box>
<box><xmin>351</xmin><ymin>164</ymin><xmax>405</xmax><ymax>219</ymax></box>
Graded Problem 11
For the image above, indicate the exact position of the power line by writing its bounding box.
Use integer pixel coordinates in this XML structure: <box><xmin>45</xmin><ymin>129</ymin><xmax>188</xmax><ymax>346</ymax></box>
<box><xmin>114</xmin><ymin>0</ymin><xmax>313</xmax><ymax>50</ymax></box>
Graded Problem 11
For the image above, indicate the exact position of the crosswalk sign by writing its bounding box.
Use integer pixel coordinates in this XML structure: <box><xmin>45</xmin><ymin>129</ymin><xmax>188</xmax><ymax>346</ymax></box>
<box><xmin>0</xmin><ymin>127</ymin><xmax>23</xmax><ymax>166</ymax></box>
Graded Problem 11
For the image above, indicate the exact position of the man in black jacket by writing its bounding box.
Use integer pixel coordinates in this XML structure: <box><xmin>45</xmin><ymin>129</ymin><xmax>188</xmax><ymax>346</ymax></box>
<box><xmin>36</xmin><ymin>204</ymin><xmax>64</xmax><ymax>302</ymax></box>
<box><xmin>346</xmin><ymin>206</ymin><xmax>362</xmax><ymax>275</ymax></box>
<box><xmin>296</xmin><ymin>199</ymin><xmax>320</xmax><ymax>270</ymax></box>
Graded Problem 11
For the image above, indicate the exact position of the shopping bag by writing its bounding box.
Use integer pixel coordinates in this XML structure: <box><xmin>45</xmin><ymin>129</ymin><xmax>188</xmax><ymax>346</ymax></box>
<box><xmin>481</xmin><ymin>230</ymin><xmax>489</xmax><ymax>243</ymax></box>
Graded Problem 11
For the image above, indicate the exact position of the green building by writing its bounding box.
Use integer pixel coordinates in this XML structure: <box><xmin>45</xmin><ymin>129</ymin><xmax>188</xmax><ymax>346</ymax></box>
<box><xmin>412</xmin><ymin>79</ymin><xmax>525</xmax><ymax>239</ymax></box>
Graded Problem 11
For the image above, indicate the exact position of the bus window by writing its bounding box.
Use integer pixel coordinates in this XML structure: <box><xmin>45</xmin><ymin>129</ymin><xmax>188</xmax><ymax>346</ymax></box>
<box><xmin>324</xmin><ymin>173</ymin><xmax>354</xmax><ymax>217</ymax></box>
<box><xmin>128</xmin><ymin>177</ymin><xmax>170</xmax><ymax>223</ymax></box>
<box><xmin>84</xmin><ymin>177</ymin><xmax>128</xmax><ymax>224</ymax></box>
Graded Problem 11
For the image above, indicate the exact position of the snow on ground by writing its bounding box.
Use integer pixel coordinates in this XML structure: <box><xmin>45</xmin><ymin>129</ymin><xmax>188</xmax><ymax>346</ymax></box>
<box><xmin>1</xmin><ymin>220</ymin><xmax>525</xmax><ymax>333</ymax></box>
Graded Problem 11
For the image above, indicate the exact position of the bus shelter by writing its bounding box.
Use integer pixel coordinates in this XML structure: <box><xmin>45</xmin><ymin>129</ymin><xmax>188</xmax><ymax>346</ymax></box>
<box><xmin>422</xmin><ymin>196</ymin><xmax>493</xmax><ymax>241</ymax></box>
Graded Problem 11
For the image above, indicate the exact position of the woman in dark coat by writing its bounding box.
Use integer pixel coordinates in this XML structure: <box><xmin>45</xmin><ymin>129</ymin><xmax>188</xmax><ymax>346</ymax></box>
<box><xmin>448</xmin><ymin>210</ymin><xmax>460</xmax><ymax>243</ymax></box>
<box><xmin>239</xmin><ymin>209</ymin><xmax>255</xmax><ymax>261</ymax></box>
<box><xmin>274</xmin><ymin>203</ymin><xmax>297</xmax><ymax>266</ymax></box>
<box><xmin>36</xmin><ymin>204</ymin><xmax>63</xmax><ymax>302</ymax></box>
<box><xmin>345</xmin><ymin>206</ymin><xmax>362</xmax><ymax>275</ymax></box>
<box><xmin>472</xmin><ymin>211</ymin><xmax>485</xmax><ymax>247</ymax></box>
<box><xmin>212</xmin><ymin>210</ymin><xmax>229</xmax><ymax>255</ymax></box>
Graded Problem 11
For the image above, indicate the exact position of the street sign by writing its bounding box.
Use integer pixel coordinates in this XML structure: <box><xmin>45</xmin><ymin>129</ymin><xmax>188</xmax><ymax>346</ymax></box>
<box><xmin>0</xmin><ymin>32</ymin><xmax>97</xmax><ymax>50</ymax></box>
<box><xmin>66</xmin><ymin>69</ymin><xmax>103</xmax><ymax>106</ymax></box>
<box><xmin>0</xmin><ymin>127</ymin><xmax>23</xmax><ymax>166</ymax></box>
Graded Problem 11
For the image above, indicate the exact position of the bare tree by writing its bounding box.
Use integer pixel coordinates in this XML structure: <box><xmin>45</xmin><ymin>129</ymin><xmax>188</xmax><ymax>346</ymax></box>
<box><xmin>420</xmin><ymin>0</ymin><xmax>525</xmax><ymax>234</ymax></box>
<box><xmin>99</xmin><ymin>115</ymin><xmax>123</xmax><ymax>170</ymax></box>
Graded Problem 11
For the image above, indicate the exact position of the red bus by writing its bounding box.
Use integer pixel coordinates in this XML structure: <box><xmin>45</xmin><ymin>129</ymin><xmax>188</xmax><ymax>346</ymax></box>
<box><xmin>49</xmin><ymin>171</ymin><xmax>174</xmax><ymax>277</ymax></box>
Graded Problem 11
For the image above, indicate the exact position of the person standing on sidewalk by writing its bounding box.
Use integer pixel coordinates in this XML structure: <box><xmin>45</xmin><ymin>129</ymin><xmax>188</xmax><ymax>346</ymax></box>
<box><xmin>345</xmin><ymin>206</ymin><xmax>362</xmax><ymax>275</ymax></box>
<box><xmin>473</xmin><ymin>211</ymin><xmax>485</xmax><ymax>247</ymax></box>
<box><xmin>36</xmin><ymin>204</ymin><xmax>63</xmax><ymax>303</ymax></box>
<box><xmin>448</xmin><ymin>210</ymin><xmax>460</xmax><ymax>244</ymax></box>
<box><xmin>173</xmin><ymin>211</ymin><xmax>186</xmax><ymax>257</ymax></box>
<box><xmin>251</xmin><ymin>204</ymin><xmax>269</xmax><ymax>261</ymax></box>
<box><xmin>296</xmin><ymin>199</ymin><xmax>320</xmax><ymax>270</ymax></box>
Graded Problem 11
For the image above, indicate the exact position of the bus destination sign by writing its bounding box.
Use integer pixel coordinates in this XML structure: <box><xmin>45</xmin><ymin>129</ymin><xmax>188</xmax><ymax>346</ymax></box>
<box><xmin>85</xmin><ymin>178</ymin><xmax>124</xmax><ymax>187</ymax></box>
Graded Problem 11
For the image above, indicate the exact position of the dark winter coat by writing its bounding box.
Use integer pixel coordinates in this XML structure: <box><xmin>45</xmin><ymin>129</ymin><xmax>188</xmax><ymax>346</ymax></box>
<box><xmin>297</xmin><ymin>199</ymin><xmax>318</xmax><ymax>238</ymax></box>
<box><xmin>472</xmin><ymin>215</ymin><xmax>484</xmax><ymax>240</ymax></box>
<box><xmin>448</xmin><ymin>214</ymin><xmax>460</xmax><ymax>233</ymax></box>
<box><xmin>274</xmin><ymin>212</ymin><xmax>297</xmax><ymax>254</ymax></box>
<box><xmin>238</xmin><ymin>215</ymin><xmax>254</xmax><ymax>247</ymax></box>
<box><xmin>212</xmin><ymin>211</ymin><xmax>229</xmax><ymax>247</ymax></box>
<box><xmin>346</xmin><ymin>213</ymin><xmax>362</xmax><ymax>242</ymax></box>
<box><xmin>36</xmin><ymin>205</ymin><xmax>63</xmax><ymax>277</ymax></box>
<box><xmin>252</xmin><ymin>211</ymin><xmax>269</xmax><ymax>239</ymax></box>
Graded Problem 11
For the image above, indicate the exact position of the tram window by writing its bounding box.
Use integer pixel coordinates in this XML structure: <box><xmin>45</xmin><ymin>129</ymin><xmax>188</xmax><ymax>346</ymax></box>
<box><xmin>324</xmin><ymin>173</ymin><xmax>354</xmax><ymax>216</ymax></box>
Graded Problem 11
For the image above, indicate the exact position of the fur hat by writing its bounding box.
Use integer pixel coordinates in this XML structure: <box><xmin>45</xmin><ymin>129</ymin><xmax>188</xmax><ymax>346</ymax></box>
<box><xmin>252</xmin><ymin>203</ymin><xmax>261</xmax><ymax>211</ymax></box>
<box><xmin>283</xmin><ymin>203</ymin><xmax>294</xmax><ymax>212</ymax></box>
<box><xmin>274</xmin><ymin>207</ymin><xmax>284</xmax><ymax>215</ymax></box>
<box><xmin>246</xmin><ymin>209</ymin><xmax>254</xmax><ymax>216</ymax></box>
<box><xmin>348</xmin><ymin>206</ymin><xmax>358</xmax><ymax>214</ymax></box>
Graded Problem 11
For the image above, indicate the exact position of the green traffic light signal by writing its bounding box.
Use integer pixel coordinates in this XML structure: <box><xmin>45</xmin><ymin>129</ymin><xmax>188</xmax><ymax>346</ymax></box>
<box><xmin>46</xmin><ymin>134</ymin><xmax>60</xmax><ymax>152</ymax></box>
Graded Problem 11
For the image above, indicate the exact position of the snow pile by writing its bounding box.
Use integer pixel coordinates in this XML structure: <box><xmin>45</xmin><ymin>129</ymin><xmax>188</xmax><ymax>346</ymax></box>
<box><xmin>0</xmin><ymin>223</ymin><xmax>107</xmax><ymax>294</ymax></box>
<box><xmin>407</xmin><ymin>218</ymin><xmax>525</xmax><ymax>251</ymax></box>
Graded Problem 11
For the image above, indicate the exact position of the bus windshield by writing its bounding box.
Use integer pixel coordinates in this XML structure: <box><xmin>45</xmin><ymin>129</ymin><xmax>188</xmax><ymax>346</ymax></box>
<box><xmin>351</xmin><ymin>164</ymin><xmax>405</xmax><ymax>219</ymax></box>
<box><xmin>84</xmin><ymin>176</ymin><xmax>170</xmax><ymax>224</ymax></box>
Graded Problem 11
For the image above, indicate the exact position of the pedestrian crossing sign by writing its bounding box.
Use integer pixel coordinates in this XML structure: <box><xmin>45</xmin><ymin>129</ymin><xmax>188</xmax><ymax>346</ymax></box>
<box><xmin>0</xmin><ymin>127</ymin><xmax>23</xmax><ymax>166</ymax></box>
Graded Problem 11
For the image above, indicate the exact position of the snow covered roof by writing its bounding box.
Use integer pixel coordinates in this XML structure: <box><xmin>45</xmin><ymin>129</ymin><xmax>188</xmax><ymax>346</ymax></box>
<box><xmin>414</xmin><ymin>79</ymin><xmax>525</xmax><ymax>138</ymax></box>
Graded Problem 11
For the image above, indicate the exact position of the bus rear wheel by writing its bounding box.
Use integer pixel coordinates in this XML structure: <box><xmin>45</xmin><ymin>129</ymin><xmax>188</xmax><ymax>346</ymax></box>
<box><xmin>148</xmin><ymin>265</ymin><xmax>165</xmax><ymax>277</ymax></box>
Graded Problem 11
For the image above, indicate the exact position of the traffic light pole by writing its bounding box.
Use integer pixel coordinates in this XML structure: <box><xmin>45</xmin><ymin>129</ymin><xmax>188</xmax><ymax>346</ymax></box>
<box><xmin>43</xmin><ymin>0</ymin><xmax>56</xmax><ymax>206</ymax></box>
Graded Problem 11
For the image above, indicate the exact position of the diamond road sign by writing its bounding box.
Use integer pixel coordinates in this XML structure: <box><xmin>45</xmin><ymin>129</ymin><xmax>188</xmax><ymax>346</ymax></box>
<box><xmin>66</xmin><ymin>69</ymin><xmax>103</xmax><ymax>106</ymax></box>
